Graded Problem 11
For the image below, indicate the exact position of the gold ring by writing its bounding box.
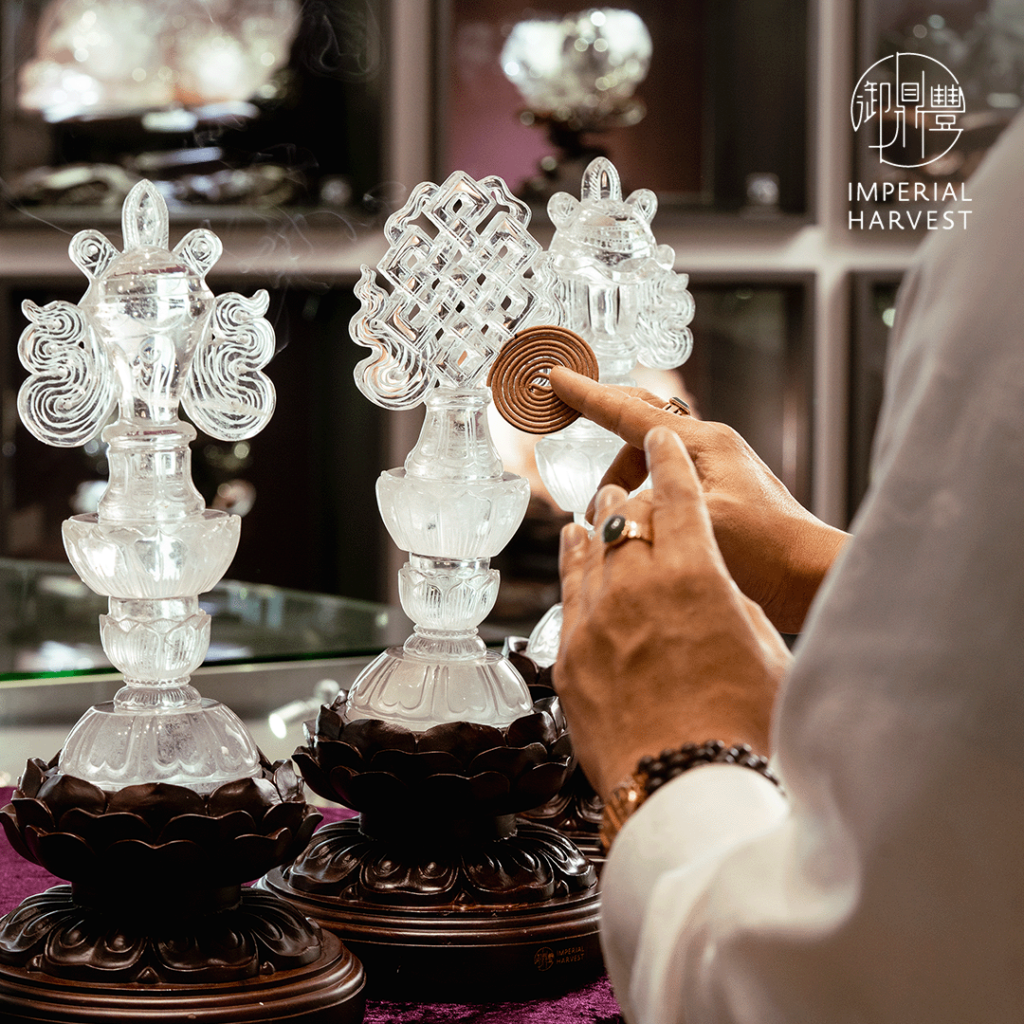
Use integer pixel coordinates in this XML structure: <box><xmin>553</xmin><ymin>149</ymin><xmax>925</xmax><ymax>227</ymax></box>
<box><xmin>600</xmin><ymin>514</ymin><xmax>653</xmax><ymax>549</ymax></box>
<box><xmin>663</xmin><ymin>397</ymin><xmax>690</xmax><ymax>416</ymax></box>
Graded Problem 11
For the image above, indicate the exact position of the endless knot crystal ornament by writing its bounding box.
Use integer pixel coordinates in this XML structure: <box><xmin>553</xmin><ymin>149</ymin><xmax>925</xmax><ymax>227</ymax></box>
<box><xmin>17</xmin><ymin>180</ymin><xmax>276</xmax><ymax>792</ymax></box>
<box><xmin>347</xmin><ymin>171</ymin><xmax>550</xmax><ymax>729</ymax></box>
<box><xmin>352</xmin><ymin>170</ymin><xmax>550</xmax><ymax>409</ymax></box>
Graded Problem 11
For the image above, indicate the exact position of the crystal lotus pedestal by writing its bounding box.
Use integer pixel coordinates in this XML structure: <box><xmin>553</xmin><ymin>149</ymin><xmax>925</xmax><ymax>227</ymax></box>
<box><xmin>262</xmin><ymin>170</ymin><xmax>602</xmax><ymax>999</ymax></box>
<box><xmin>0</xmin><ymin>182</ymin><xmax>364</xmax><ymax>1022</ymax></box>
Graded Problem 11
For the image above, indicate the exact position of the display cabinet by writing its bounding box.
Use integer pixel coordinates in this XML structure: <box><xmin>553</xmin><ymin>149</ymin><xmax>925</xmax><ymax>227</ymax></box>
<box><xmin>436</xmin><ymin>0</ymin><xmax>811</xmax><ymax>216</ymax></box>
<box><xmin>0</xmin><ymin>0</ymin><xmax>388</xmax><ymax>225</ymax></box>
<box><xmin>1</xmin><ymin>0</ymin><xmax>1019</xmax><ymax>613</ymax></box>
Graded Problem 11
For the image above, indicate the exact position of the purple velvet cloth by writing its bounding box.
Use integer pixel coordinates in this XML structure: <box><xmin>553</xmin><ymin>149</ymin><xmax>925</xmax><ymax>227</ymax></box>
<box><xmin>0</xmin><ymin>787</ymin><xmax>623</xmax><ymax>1023</ymax></box>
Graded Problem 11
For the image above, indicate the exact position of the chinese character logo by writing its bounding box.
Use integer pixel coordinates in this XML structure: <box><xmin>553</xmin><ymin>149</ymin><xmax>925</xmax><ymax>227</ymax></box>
<box><xmin>852</xmin><ymin>53</ymin><xmax>964</xmax><ymax>168</ymax></box>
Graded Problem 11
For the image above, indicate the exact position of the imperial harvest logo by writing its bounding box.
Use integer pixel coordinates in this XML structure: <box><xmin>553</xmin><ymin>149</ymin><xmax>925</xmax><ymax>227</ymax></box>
<box><xmin>852</xmin><ymin>52</ymin><xmax>964</xmax><ymax>168</ymax></box>
<box><xmin>848</xmin><ymin>51</ymin><xmax>971</xmax><ymax>231</ymax></box>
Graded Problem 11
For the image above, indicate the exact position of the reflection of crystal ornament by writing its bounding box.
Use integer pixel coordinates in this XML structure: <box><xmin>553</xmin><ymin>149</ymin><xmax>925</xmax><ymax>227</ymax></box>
<box><xmin>349</xmin><ymin>170</ymin><xmax>550</xmax><ymax>729</ymax></box>
<box><xmin>528</xmin><ymin>157</ymin><xmax>695</xmax><ymax>664</ymax></box>
<box><xmin>19</xmin><ymin>0</ymin><xmax>300</xmax><ymax>121</ymax></box>
<box><xmin>501</xmin><ymin>8</ymin><xmax>652</xmax><ymax>130</ymax></box>
<box><xmin>17</xmin><ymin>180</ymin><xmax>276</xmax><ymax>792</ymax></box>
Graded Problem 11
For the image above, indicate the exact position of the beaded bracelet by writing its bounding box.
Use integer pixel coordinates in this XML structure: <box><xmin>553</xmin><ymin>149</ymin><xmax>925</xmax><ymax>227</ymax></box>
<box><xmin>600</xmin><ymin>741</ymin><xmax>781</xmax><ymax>854</ymax></box>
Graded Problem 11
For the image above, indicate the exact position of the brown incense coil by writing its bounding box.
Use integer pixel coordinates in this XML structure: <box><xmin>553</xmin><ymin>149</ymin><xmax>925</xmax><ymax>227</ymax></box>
<box><xmin>488</xmin><ymin>326</ymin><xmax>599</xmax><ymax>434</ymax></box>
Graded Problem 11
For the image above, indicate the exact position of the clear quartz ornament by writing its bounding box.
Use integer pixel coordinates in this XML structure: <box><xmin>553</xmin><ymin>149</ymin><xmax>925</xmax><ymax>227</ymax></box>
<box><xmin>527</xmin><ymin>158</ymin><xmax>695</xmax><ymax>665</ymax></box>
<box><xmin>349</xmin><ymin>171</ymin><xmax>550</xmax><ymax>729</ymax></box>
<box><xmin>17</xmin><ymin>181</ymin><xmax>276</xmax><ymax>792</ymax></box>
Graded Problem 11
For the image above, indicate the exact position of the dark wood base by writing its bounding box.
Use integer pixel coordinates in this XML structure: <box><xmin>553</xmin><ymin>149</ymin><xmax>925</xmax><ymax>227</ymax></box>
<box><xmin>259</xmin><ymin>817</ymin><xmax>604</xmax><ymax>1001</ymax></box>
<box><xmin>0</xmin><ymin>887</ymin><xmax>366</xmax><ymax>1023</ymax></box>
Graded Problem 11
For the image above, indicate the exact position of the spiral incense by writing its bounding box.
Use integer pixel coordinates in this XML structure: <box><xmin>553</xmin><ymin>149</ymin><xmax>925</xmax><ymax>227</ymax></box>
<box><xmin>488</xmin><ymin>326</ymin><xmax>599</xmax><ymax>434</ymax></box>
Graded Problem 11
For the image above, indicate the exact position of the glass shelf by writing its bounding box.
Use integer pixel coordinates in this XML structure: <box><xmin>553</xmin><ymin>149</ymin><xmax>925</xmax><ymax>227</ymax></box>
<box><xmin>0</xmin><ymin>556</ymin><xmax>413</xmax><ymax>683</ymax></box>
<box><xmin>0</xmin><ymin>556</ymin><xmax>423</xmax><ymax>733</ymax></box>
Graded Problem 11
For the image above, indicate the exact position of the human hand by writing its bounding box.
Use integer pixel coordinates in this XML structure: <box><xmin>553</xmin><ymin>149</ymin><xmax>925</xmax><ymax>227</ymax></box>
<box><xmin>553</xmin><ymin>427</ymin><xmax>791</xmax><ymax>801</ymax></box>
<box><xmin>549</xmin><ymin>367</ymin><xmax>848</xmax><ymax>633</ymax></box>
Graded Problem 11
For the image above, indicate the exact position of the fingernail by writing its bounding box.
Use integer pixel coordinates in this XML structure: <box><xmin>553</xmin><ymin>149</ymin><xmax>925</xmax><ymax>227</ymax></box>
<box><xmin>560</xmin><ymin>523</ymin><xmax>587</xmax><ymax>552</ymax></box>
<box><xmin>595</xmin><ymin>484</ymin><xmax>621</xmax><ymax>516</ymax></box>
<box><xmin>644</xmin><ymin>425</ymin><xmax>678</xmax><ymax>455</ymax></box>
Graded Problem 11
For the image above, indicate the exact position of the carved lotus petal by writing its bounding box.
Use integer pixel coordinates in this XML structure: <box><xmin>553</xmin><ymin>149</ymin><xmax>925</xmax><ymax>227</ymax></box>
<box><xmin>12</xmin><ymin>796</ymin><xmax>55</xmax><ymax>832</ymax></box>
<box><xmin>513</xmin><ymin>761</ymin><xmax>571</xmax><ymax>809</ymax></box>
<box><xmin>262</xmin><ymin>801</ymin><xmax>307</xmax><ymax>837</ymax></box>
<box><xmin>551</xmin><ymin>733</ymin><xmax>575</xmax><ymax>760</ymax></box>
<box><xmin>417</xmin><ymin>773</ymin><xmax>473</xmax><ymax>807</ymax></box>
<box><xmin>367</xmin><ymin>748</ymin><xmax>462</xmax><ymax>780</ymax></box>
<box><xmin>342</xmin><ymin>718</ymin><xmax>417</xmax><ymax>758</ymax></box>
<box><xmin>36</xmin><ymin>773</ymin><xmax>106</xmax><ymax>821</ymax></box>
<box><xmin>288</xmin><ymin>826</ymin><xmax>371</xmax><ymax>890</ymax></box>
<box><xmin>227</xmin><ymin>830</ymin><xmax>294</xmax><ymax>882</ymax></box>
<box><xmin>329</xmin><ymin>767</ymin><xmax>407</xmax><ymax>810</ymax></box>
<box><xmin>59</xmin><ymin>808</ymin><xmax>151</xmax><ymax>848</ymax></box>
<box><xmin>106</xmin><ymin>837</ymin><xmax>206</xmax><ymax>881</ymax></box>
<box><xmin>17</xmin><ymin>758</ymin><xmax>50</xmax><ymax>798</ymax></box>
<box><xmin>0</xmin><ymin>889</ymin><xmax>70</xmax><ymax>958</ymax></box>
<box><xmin>463</xmin><ymin>840</ymin><xmax>554</xmax><ymax>903</ymax></box>
<box><xmin>467</xmin><ymin>770</ymin><xmax>511</xmax><ymax>807</ymax></box>
<box><xmin>0</xmin><ymin>805</ymin><xmax>33</xmax><ymax>861</ymax></box>
<box><xmin>468</xmin><ymin>742</ymin><xmax>547</xmax><ymax>780</ymax></box>
<box><xmin>537</xmin><ymin>694</ymin><xmax>567</xmax><ymax>731</ymax></box>
<box><xmin>313</xmin><ymin>739</ymin><xmax>367</xmax><ymax>774</ymax></box>
<box><xmin>418</xmin><ymin>721</ymin><xmax>505</xmax><ymax>765</ymax></box>
<box><xmin>270</xmin><ymin>761</ymin><xmax>303</xmax><ymax>802</ymax></box>
<box><xmin>506</xmin><ymin>709</ymin><xmax>559</xmax><ymax>748</ymax></box>
<box><xmin>506</xmin><ymin>642</ymin><xmax>539</xmax><ymax>687</ymax></box>
<box><xmin>154</xmin><ymin>926</ymin><xmax>256</xmax><ymax>979</ymax></box>
<box><xmin>291</xmin><ymin>810</ymin><xmax>320</xmax><ymax>853</ymax></box>
<box><xmin>207</xmin><ymin>776</ymin><xmax>280</xmax><ymax>820</ymax></box>
<box><xmin>236</xmin><ymin>890</ymin><xmax>323</xmax><ymax>970</ymax></box>
<box><xmin>360</xmin><ymin>847</ymin><xmax>459</xmax><ymax>900</ymax></box>
<box><xmin>47</xmin><ymin>909</ymin><xmax>149</xmax><ymax>977</ymax></box>
<box><xmin>26</xmin><ymin>828</ymin><xmax>96</xmax><ymax>881</ymax></box>
<box><xmin>157</xmin><ymin>810</ymin><xmax>255</xmax><ymax>846</ymax></box>
<box><xmin>290</xmin><ymin>750</ymin><xmax>337</xmax><ymax>804</ymax></box>
<box><xmin>313</xmin><ymin>705</ymin><xmax>344</xmax><ymax>741</ymax></box>
<box><xmin>106</xmin><ymin>783</ymin><xmax>205</xmax><ymax>829</ymax></box>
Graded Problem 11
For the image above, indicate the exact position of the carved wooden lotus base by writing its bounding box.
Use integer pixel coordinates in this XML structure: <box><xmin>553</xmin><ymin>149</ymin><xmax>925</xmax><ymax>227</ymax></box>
<box><xmin>0</xmin><ymin>886</ymin><xmax>364</xmax><ymax>1022</ymax></box>
<box><xmin>504</xmin><ymin>638</ymin><xmax>605</xmax><ymax>865</ymax></box>
<box><xmin>0</xmin><ymin>757</ymin><xmax>366</xmax><ymax>1021</ymax></box>
<box><xmin>278</xmin><ymin>694</ymin><xmax>605</xmax><ymax>998</ymax></box>
<box><xmin>260</xmin><ymin>817</ymin><xmax>602</xmax><ymax>1001</ymax></box>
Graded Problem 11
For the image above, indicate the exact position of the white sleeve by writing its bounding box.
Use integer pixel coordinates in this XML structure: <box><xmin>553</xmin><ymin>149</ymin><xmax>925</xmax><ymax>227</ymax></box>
<box><xmin>597</xmin><ymin>109</ymin><xmax>1024</xmax><ymax>1024</ymax></box>
<box><xmin>601</xmin><ymin>766</ymin><xmax>789</xmax><ymax>1023</ymax></box>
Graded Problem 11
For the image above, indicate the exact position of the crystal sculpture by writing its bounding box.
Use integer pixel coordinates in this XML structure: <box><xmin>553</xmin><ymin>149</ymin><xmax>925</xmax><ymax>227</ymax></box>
<box><xmin>17</xmin><ymin>180</ymin><xmax>276</xmax><ymax>792</ymax></box>
<box><xmin>501</xmin><ymin>8</ymin><xmax>652</xmax><ymax>132</ymax></box>
<box><xmin>348</xmin><ymin>170</ymin><xmax>550</xmax><ymax>729</ymax></box>
<box><xmin>527</xmin><ymin>157</ymin><xmax>695</xmax><ymax>664</ymax></box>
<box><xmin>263</xmin><ymin>172</ymin><xmax>602</xmax><ymax>998</ymax></box>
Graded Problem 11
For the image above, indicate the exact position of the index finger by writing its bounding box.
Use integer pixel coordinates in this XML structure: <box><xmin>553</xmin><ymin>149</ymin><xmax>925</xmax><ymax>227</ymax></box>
<box><xmin>549</xmin><ymin>366</ymin><xmax>696</xmax><ymax>450</ymax></box>
<box><xmin>644</xmin><ymin>426</ymin><xmax>721</xmax><ymax>566</ymax></box>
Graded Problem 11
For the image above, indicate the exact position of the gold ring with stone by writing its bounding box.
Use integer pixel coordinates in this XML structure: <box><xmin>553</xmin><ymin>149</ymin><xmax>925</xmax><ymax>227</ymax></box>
<box><xmin>600</xmin><ymin>514</ymin><xmax>653</xmax><ymax>549</ymax></box>
<box><xmin>663</xmin><ymin>397</ymin><xmax>691</xmax><ymax>416</ymax></box>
